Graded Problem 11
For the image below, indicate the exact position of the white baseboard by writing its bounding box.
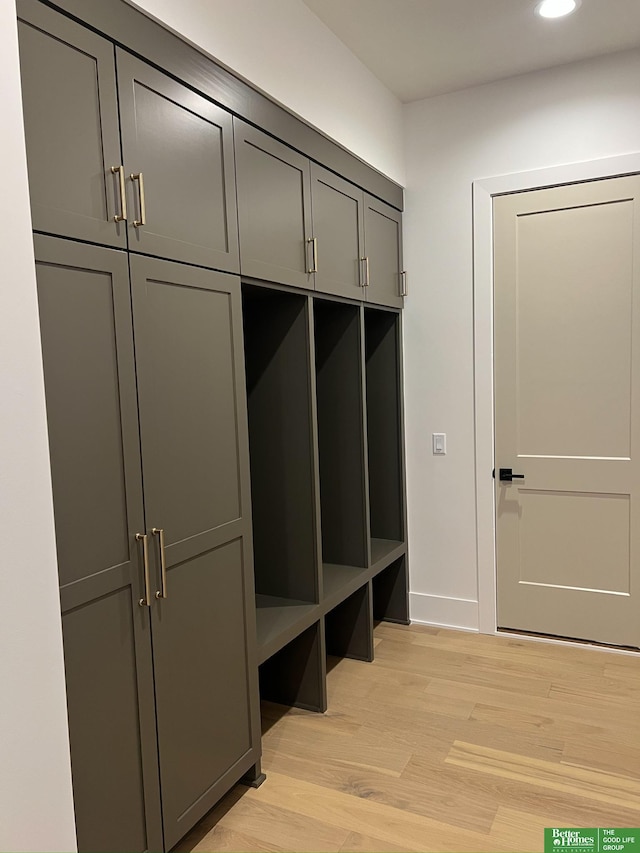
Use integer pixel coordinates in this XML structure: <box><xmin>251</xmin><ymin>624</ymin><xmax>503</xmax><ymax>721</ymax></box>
<box><xmin>409</xmin><ymin>592</ymin><xmax>479</xmax><ymax>631</ymax></box>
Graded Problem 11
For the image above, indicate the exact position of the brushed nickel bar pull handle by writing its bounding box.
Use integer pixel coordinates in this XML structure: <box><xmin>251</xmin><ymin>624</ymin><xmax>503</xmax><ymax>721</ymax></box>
<box><xmin>152</xmin><ymin>527</ymin><xmax>167</xmax><ymax>600</ymax></box>
<box><xmin>307</xmin><ymin>237</ymin><xmax>318</xmax><ymax>274</ymax></box>
<box><xmin>401</xmin><ymin>270</ymin><xmax>408</xmax><ymax>297</ymax></box>
<box><xmin>361</xmin><ymin>256</ymin><xmax>370</xmax><ymax>287</ymax></box>
<box><xmin>131</xmin><ymin>172</ymin><xmax>146</xmax><ymax>227</ymax></box>
<box><xmin>136</xmin><ymin>533</ymin><xmax>151</xmax><ymax>607</ymax></box>
<box><xmin>111</xmin><ymin>165</ymin><xmax>127</xmax><ymax>222</ymax></box>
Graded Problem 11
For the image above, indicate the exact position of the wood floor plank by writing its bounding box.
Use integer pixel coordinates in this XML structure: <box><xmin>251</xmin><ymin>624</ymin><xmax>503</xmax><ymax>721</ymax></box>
<box><xmin>446</xmin><ymin>740</ymin><xmax>640</xmax><ymax>811</ymax></box>
<box><xmin>339</xmin><ymin>832</ymin><xmax>421</xmax><ymax>853</ymax></box>
<box><xmin>562</xmin><ymin>738</ymin><xmax>640</xmax><ymax>781</ymax></box>
<box><xmin>427</xmin><ymin>677</ymin><xmax>639</xmax><ymax>736</ymax></box>
<box><xmin>242</xmin><ymin>770</ymin><xmax>513</xmax><ymax>853</ymax></box>
<box><xmin>213</xmin><ymin>797</ymin><xmax>350</xmax><ymax>852</ymax></box>
<box><xmin>260</xmin><ymin>742</ymin><xmax>499</xmax><ymax>835</ymax></box>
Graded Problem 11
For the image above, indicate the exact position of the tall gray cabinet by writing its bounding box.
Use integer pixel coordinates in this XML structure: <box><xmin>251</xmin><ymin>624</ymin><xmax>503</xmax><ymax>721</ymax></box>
<box><xmin>18</xmin><ymin>0</ymin><xmax>409</xmax><ymax>850</ymax></box>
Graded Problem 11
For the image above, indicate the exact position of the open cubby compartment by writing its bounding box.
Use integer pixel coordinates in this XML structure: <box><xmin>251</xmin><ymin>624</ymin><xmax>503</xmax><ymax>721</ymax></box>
<box><xmin>372</xmin><ymin>554</ymin><xmax>409</xmax><ymax>625</ymax></box>
<box><xmin>364</xmin><ymin>307</ymin><xmax>405</xmax><ymax>564</ymax></box>
<box><xmin>313</xmin><ymin>298</ymin><xmax>370</xmax><ymax>609</ymax></box>
<box><xmin>259</xmin><ymin>620</ymin><xmax>327</xmax><ymax>712</ymax></box>
<box><xmin>325</xmin><ymin>581</ymin><xmax>373</xmax><ymax>663</ymax></box>
<box><xmin>243</xmin><ymin>284</ymin><xmax>322</xmax><ymax>658</ymax></box>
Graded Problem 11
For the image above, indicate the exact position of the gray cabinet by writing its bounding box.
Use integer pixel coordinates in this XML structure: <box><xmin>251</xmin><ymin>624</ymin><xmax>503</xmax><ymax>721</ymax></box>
<box><xmin>364</xmin><ymin>195</ymin><xmax>405</xmax><ymax>309</ymax></box>
<box><xmin>18</xmin><ymin>1</ymin><xmax>126</xmax><ymax>248</ymax></box>
<box><xmin>118</xmin><ymin>52</ymin><xmax>239</xmax><ymax>271</ymax></box>
<box><xmin>130</xmin><ymin>255</ymin><xmax>256</xmax><ymax>849</ymax></box>
<box><xmin>35</xmin><ymin>237</ymin><xmax>259</xmax><ymax>853</ymax></box>
<box><xmin>235</xmin><ymin>120</ymin><xmax>314</xmax><ymax>289</ymax></box>
<box><xmin>234</xmin><ymin>125</ymin><xmax>405</xmax><ymax>306</ymax></box>
<box><xmin>310</xmin><ymin>165</ymin><xmax>365</xmax><ymax>300</ymax></box>
<box><xmin>35</xmin><ymin>236</ymin><xmax>162</xmax><ymax>853</ymax></box>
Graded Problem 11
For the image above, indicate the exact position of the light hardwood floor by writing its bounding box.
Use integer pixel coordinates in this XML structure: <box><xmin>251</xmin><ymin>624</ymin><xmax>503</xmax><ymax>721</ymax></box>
<box><xmin>176</xmin><ymin>623</ymin><xmax>640</xmax><ymax>853</ymax></box>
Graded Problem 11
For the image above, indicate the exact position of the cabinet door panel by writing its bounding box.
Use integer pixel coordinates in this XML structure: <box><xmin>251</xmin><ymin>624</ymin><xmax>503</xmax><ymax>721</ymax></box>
<box><xmin>18</xmin><ymin>1</ymin><xmax>125</xmax><ymax>247</ymax></box>
<box><xmin>152</xmin><ymin>540</ymin><xmax>252</xmax><ymax>849</ymax></box>
<box><xmin>130</xmin><ymin>256</ymin><xmax>243</xmax><ymax>545</ymax></box>
<box><xmin>117</xmin><ymin>50</ymin><xmax>239</xmax><ymax>271</ymax></box>
<box><xmin>34</xmin><ymin>236</ymin><xmax>162</xmax><ymax>853</ymax></box>
<box><xmin>130</xmin><ymin>255</ymin><xmax>255</xmax><ymax>848</ymax></box>
<box><xmin>311</xmin><ymin>164</ymin><xmax>365</xmax><ymax>300</ymax></box>
<box><xmin>364</xmin><ymin>195</ymin><xmax>404</xmax><ymax>309</ymax></box>
<box><xmin>235</xmin><ymin>120</ymin><xmax>313</xmax><ymax>289</ymax></box>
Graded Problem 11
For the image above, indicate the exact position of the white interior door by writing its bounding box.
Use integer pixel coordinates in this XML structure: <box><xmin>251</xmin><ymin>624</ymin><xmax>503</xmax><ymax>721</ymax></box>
<box><xmin>494</xmin><ymin>175</ymin><xmax>640</xmax><ymax>648</ymax></box>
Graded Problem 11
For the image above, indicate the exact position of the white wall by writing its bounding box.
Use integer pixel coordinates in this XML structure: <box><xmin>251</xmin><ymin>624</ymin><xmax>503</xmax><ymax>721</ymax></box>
<box><xmin>128</xmin><ymin>0</ymin><xmax>405</xmax><ymax>186</ymax></box>
<box><xmin>0</xmin><ymin>2</ymin><xmax>77</xmax><ymax>850</ymax></box>
<box><xmin>403</xmin><ymin>47</ymin><xmax>640</xmax><ymax>630</ymax></box>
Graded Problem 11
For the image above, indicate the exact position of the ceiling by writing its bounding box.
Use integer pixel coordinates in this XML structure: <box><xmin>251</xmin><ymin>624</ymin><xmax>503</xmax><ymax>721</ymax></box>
<box><xmin>301</xmin><ymin>0</ymin><xmax>640</xmax><ymax>102</ymax></box>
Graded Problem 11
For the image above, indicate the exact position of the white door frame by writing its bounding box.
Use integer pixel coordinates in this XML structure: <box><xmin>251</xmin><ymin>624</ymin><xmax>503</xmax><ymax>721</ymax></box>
<box><xmin>473</xmin><ymin>153</ymin><xmax>640</xmax><ymax>635</ymax></box>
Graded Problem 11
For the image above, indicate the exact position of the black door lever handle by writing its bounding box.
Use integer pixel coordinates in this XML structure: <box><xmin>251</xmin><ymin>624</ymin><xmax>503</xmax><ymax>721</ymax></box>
<box><xmin>499</xmin><ymin>468</ymin><xmax>525</xmax><ymax>482</ymax></box>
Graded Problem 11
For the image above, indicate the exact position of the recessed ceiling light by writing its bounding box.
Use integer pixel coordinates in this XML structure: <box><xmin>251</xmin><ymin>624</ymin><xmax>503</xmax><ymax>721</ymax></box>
<box><xmin>535</xmin><ymin>0</ymin><xmax>581</xmax><ymax>18</ymax></box>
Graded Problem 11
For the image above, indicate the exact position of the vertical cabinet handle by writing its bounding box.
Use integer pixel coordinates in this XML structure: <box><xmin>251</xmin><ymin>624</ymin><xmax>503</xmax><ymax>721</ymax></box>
<box><xmin>307</xmin><ymin>237</ymin><xmax>318</xmax><ymax>274</ymax></box>
<box><xmin>136</xmin><ymin>533</ymin><xmax>151</xmax><ymax>607</ymax></box>
<box><xmin>130</xmin><ymin>172</ymin><xmax>146</xmax><ymax>227</ymax></box>
<box><xmin>152</xmin><ymin>527</ymin><xmax>168</xmax><ymax>600</ymax></box>
<box><xmin>111</xmin><ymin>165</ymin><xmax>127</xmax><ymax>223</ymax></box>
<box><xmin>400</xmin><ymin>270</ymin><xmax>408</xmax><ymax>297</ymax></box>
<box><xmin>361</xmin><ymin>256</ymin><xmax>370</xmax><ymax>288</ymax></box>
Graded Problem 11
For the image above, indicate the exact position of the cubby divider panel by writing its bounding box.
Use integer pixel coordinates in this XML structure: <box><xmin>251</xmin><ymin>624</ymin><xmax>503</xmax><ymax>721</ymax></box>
<box><xmin>372</xmin><ymin>555</ymin><xmax>409</xmax><ymax>625</ymax></box>
<box><xmin>325</xmin><ymin>582</ymin><xmax>373</xmax><ymax>662</ymax></box>
<box><xmin>243</xmin><ymin>284</ymin><xmax>320</xmax><ymax>606</ymax></box>
<box><xmin>314</xmin><ymin>298</ymin><xmax>369</xmax><ymax>570</ymax></box>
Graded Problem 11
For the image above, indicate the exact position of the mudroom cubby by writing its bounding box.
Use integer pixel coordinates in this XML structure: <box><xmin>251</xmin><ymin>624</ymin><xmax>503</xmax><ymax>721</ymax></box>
<box><xmin>245</xmin><ymin>286</ymin><xmax>409</xmax><ymax>712</ymax></box>
<box><xmin>364</xmin><ymin>307</ymin><xmax>406</xmax><ymax>563</ymax></box>
<box><xmin>242</xmin><ymin>284</ymin><xmax>322</xmax><ymax>664</ymax></box>
<box><xmin>313</xmin><ymin>298</ymin><xmax>370</xmax><ymax>607</ymax></box>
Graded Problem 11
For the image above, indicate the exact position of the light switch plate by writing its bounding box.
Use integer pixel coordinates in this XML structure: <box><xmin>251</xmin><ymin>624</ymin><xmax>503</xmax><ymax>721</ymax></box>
<box><xmin>432</xmin><ymin>433</ymin><xmax>446</xmax><ymax>455</ymax></box>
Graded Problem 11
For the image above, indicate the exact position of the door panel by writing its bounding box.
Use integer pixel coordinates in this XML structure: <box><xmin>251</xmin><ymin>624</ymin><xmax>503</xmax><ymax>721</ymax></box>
<box><xmin>34</xmin><ymin>235</ymin><xmax>163</xmax><ymax>852</ymax></box>
<box><xmin>151</xmin><ymin>539</ymin><xmax>252</xmax><ymax>849</ymax></box>
<box><xmin>18</xmin><ymin>0</ymin><xmax>125</xmax><ymax>247</ymax></box>
<box><xmin>117</xmin><ymin>50</ymin><xmax>239</xmax><ymax>271</ymax></box>
<box><xmin>130</xmin><ymin>255</ymin><xmax>255</xmax><ymax>848</ymax></box>
<box><xmin>364</xmin><ymin>195</ymin><xmax>404</xmax><ymax>309</ymax></box>
<box><xmin>235</xmin><ymin>120</ymin><xmax>313</xmax><ymax>289</ymax></box>
<box><xmin>63</xmin><ymin>589</ymin><xmax>154</xmax><ymax>853</ymax></box>
<box><xmin>311</xmin><ymin>164</ymin><xmax>365</xmax><ymax>300</ymax></box>
<box><xmin>515</xmin><ymin>201</ymin><xmax>633</xmax><ymax>458</ymax></box>
<box><xmin>130</xmin><ymin>255</ymin><xmax>242</xmax><ymax>547</ymax></box>
<box><xmin>36</xmin><ymin>255</ymin><xmax>131</xmax><ymax>585</ymax></box>
<box><xmin>494</xmin><ymin>176</ymin><xmax>640</xmax><ymax>648</ymax></box>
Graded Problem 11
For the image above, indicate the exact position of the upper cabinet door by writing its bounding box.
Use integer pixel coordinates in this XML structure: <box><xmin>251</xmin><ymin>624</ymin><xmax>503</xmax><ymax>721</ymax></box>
<box><xmin>311</xmin><ymin>164</ymin><xmax>365</xmax><ymax>300</ymax></box>
<box><xmin>364</xmin><ymin>195</ymin><xmax>404</xmax><ymax>309</ymax></box>
<box><xmin>17</xmin><ymin>1</ymin><xmax>126</xmax><ymax>248</ymax></box>
<box><xmin>235</xmin><ymin>120</ymin><xmax>314</xmax><ymax>289</ymax></box>
<box><xmin>117</xmin><ymin>50</ymin><xmax>239</xmax><ymax>272</ymax></box>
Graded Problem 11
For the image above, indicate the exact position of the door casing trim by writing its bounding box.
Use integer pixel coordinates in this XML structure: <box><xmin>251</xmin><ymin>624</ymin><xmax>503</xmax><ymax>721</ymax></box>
<box><xmin>472</xmin><ymin>153</ymin><xmax>640</xmax><ymax>635</ymax></box>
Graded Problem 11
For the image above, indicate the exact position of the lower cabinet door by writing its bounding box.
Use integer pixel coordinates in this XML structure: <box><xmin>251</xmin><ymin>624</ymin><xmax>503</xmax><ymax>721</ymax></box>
<box><xmin>151</xmin><ymin>539</ymin><xmax>253</xmax><ymax>848</ymax></box>
<box><xmin>34</xmin><ymin>235</ymin><xmax>163</xmax><ymax>853</ymax></box>
<box><xmin>130</xmin><ymin>254</ymin><xmax>256</xmax><ymax>849</ymax></box>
